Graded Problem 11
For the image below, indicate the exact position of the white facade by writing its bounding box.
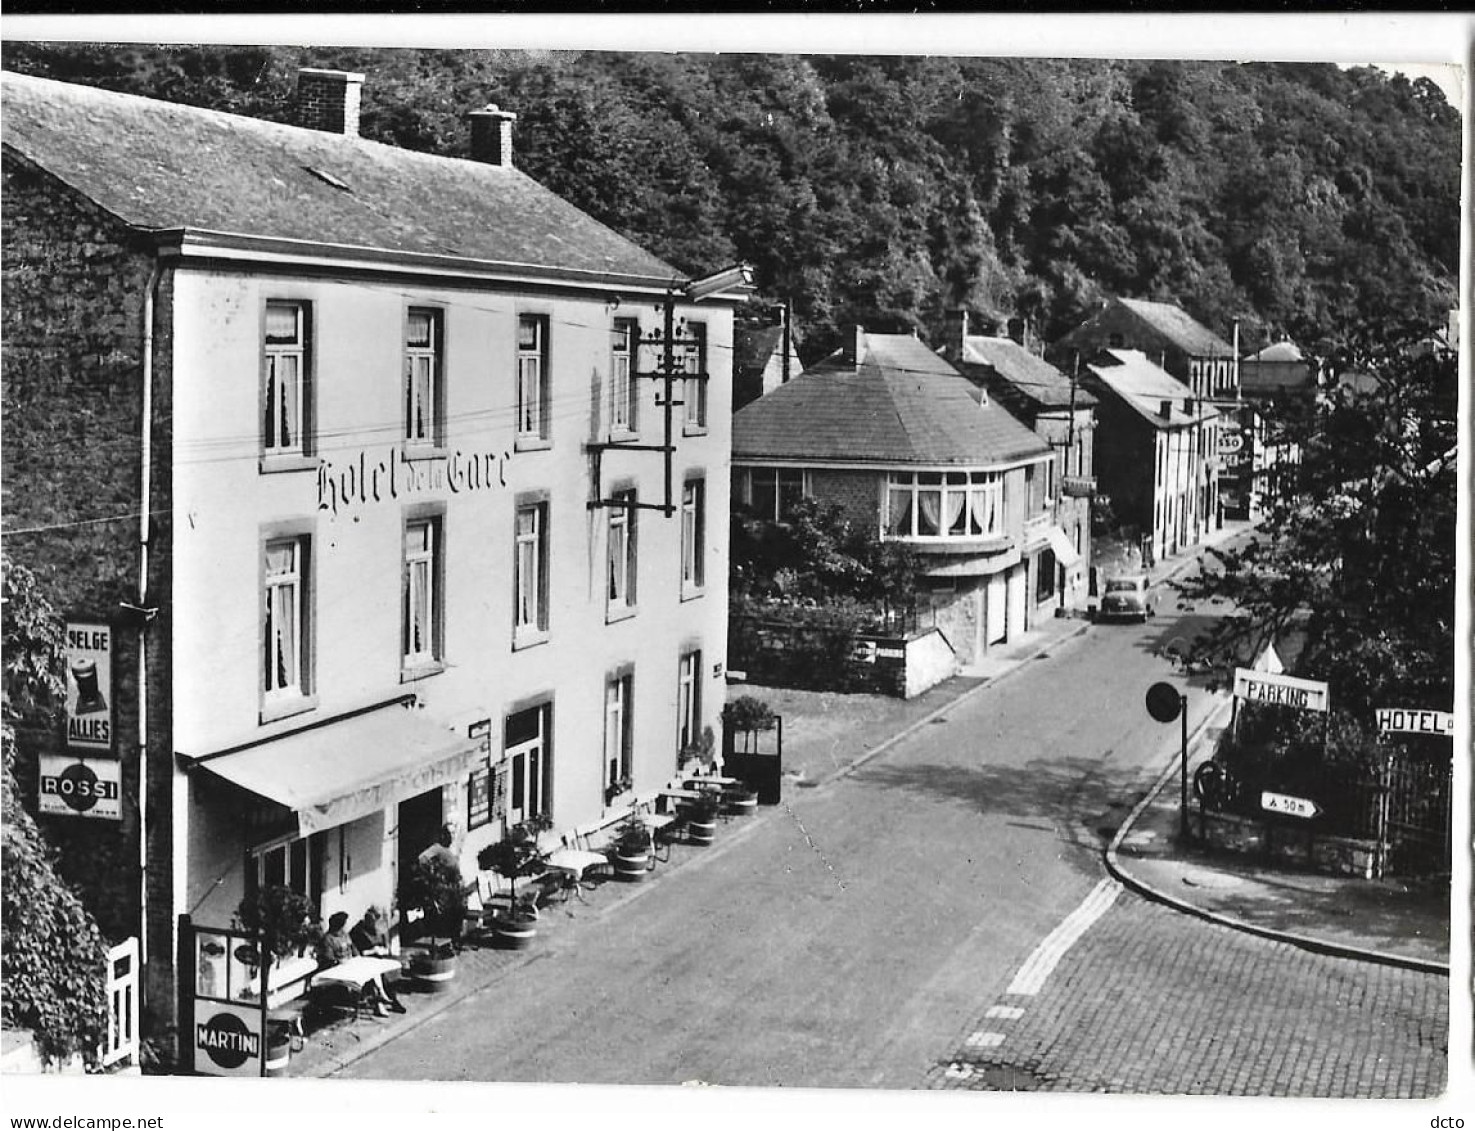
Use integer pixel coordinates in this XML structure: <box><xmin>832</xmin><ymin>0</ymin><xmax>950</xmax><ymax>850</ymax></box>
<box><xmin>171</xmin><ymin>266</ymin><xmax>734</xmax><ymax>932</ymax></box>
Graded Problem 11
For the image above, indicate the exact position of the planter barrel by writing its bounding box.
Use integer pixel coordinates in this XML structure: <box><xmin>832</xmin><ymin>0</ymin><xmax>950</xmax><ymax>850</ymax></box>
<box><xmin>492</xmin><ymin>914</ymin><xmax>538</xmax><ymax>950</ymax></box>
<box><xmin>725</xmin><ymin>792</ymin><xmax>758</xmax><ymax>817</ymax></box>
<box><xmin>612</xmin><ymin>848</ymin><xmax>653</xmax><ymax>882</ymax></box>
<box><xmin>688</xmin><ymin>816</ymin><xmax>717</xmax><ymax>846</ymax></box>
<box><xmin>412</xmin><ymin>950</ymin><xmax>459</xmax><ymax>990</ymax></box>
<box><xmin>265</xmin><ymin>1029</ymin><xmax>292</xmax><ymax>1077</ymax></box>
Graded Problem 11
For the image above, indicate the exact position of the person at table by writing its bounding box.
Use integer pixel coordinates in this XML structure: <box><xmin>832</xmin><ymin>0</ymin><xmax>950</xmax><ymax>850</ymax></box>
<box><xmin>317</xmin><ymin>911</ymin><xmax>405</xmax><ymax>1016</ymax></box>
<box><xmin>350</xmin><ymin>905</ymin><xmax>393</xmax><ymax>956</ymax></box>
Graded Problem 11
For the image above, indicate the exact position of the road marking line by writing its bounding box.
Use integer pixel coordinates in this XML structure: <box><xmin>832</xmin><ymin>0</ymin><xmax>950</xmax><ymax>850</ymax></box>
<box><xmin>984</xmin><ymin>1005</ymin><xmax>1024</xmax><ymax>1020</ymax></box>
<box><xmin>964</xmin><ymin>1031</ymin><xmax>1006</xmax><ymax>1049</ymax></box>
<box><xmin>1006</xmin><ymin>877</ymin><xmax>1123</xmax><ymax>996</ymax></box>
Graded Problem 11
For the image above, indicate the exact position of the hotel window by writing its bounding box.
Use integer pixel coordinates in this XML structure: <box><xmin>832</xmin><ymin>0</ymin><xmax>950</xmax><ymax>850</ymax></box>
<box><xmin>247</xmin><ymin>834</ymin><xmax>323</xmax><ymax>915</ymax></box>
<box><xmin>680</xmin><ymin>478</ymin><xmax>706</xmax><ymax>593</ymax></box>
<box><xmin>746</xmin><ymin>468</ymin><xmax>806</xmax><ymax>521</ymax></box>
<box><xmin>403</xmin><ymin>517</ymin><xmax>443</xmax><ymax>670</ymax></box>
<box><xmin>605</xmin><ymin>673</ymin><xmax>633</xmax><ymax>795</ymax></box>
<box><xmin>405</xmin><ymin>308</ymin><xmax>442</xmax><ymax>447</ymax></box>
<box><xmin>677</xmin><ymin>650</ymin><xmax>702</xmax><ymax>753</ymax></box>
<box><xmin>505</xmin><ymin>703</ymin><xmax>551</xmax><ymax>827</ymax></box>
<box><xmin>682</xmin><ymin>320</ymin><xmax>707</xmax><ymax>432</ymax></box>
<box><xmin>263</xmin><ymin>536</ymin><xmax>311</xmax><ymax>712</ymax></box>
<box><xmin>514</xmin><ymin>499</ymin><xmax>549</xmax><ymax>642</ymax></box>
<box><xmin>607</xmin><ymin>489</ymin><xmax>637</xmax><ymax>614</ymax></box>
<box><xmin>886</xmin><ymin>471</ymin><xmax>1002</xmax><ymax>539</ymax></box>
<box><xmin>611</xmin><ymin>318</ymin><xmax>638</xmax><ymax>435</ymax></box>
<box><xmin>263</xmin><ymin>301</ymin><xmax>310</xmax><ymax>459</ymax></box>
<box><xmin>517</xmin><ymin>314</ymin><xmax>550</xmax><ymax>444</ymax></box>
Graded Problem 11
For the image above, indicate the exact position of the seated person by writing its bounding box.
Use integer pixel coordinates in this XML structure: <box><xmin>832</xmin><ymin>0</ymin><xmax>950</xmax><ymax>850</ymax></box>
<box><xmin>317</xmin><ymin>911</ymin><xmax>405</xmax><ymax>1016</ymax></box>
<box><xmin>350</xmin><ymin>905</ymin><xmax>393</xmax><ymax>956</ymax></box>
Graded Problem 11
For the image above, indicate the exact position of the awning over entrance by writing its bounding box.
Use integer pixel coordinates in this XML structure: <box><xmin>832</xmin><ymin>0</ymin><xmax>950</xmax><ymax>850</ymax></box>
<box><xmin>1044</xmin><ymin>525</ymin><xmax>1082</xmax><ymax>570</ymax></box>
<box><xmin>188</xmin><ymin>703</ymin><xmax>483</xmax><ymax>836</ymax></box>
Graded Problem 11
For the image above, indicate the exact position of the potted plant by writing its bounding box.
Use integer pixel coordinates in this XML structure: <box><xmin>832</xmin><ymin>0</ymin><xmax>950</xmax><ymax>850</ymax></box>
<box><xmin>723</xmin><ymin>782</ymin><xmax>759</xmax><ymax>817</ymax></box>
<box><xmin>604</xmin><ymin>774</ymin><xmax>633</xmax><ymax>807</ymax></box>
<box><xmin>722</xmin><ymin>696</ymin><xmax>775</xmax><ymax>742</ymax></box>
<box><xmin>607</xmin><ymin>814</ymin><xmax>653</xmax><ymax>882</ymax></box>
<box><xmin>476</xmin><ymin>816</ymin><xmax>549</xmax><ymax>949</ymax></box>
<box><xmin>235</xmin><ymin>885</ymin><xmax>317</xmax><ymax>1074</ymax></box>
<box><xmin>399</xmin><ymin>854</ymin><xmax>466</xmax><ymax>989</ymax></box>
<box><xmin>678</xmin><ymin>725</ymin><xmax>716</xmax><ymax>772</ymax></box>
<box><xmin>681</xmin><ymin>789</ymin><xmax>723</xmax><ymax>847</ymax></box>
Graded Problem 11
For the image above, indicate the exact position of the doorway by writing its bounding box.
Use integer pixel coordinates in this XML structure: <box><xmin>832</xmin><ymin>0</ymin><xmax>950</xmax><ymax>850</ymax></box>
<box><xmin>397</xmin><ymin>788</ymin><xmax>443</xmax><ymax>903</ymax></box>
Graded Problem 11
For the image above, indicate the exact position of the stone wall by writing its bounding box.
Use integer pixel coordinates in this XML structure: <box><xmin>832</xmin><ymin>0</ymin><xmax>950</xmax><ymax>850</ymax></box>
<box><xmin>2</xmin><ymin>156</ymin><xmax>177</xmax><ymax>1045</ymax></box>
<box><xmin>1198</xmin><ymin>810</ymin><xmax>1379</xmax><ymax>879</ymax></box>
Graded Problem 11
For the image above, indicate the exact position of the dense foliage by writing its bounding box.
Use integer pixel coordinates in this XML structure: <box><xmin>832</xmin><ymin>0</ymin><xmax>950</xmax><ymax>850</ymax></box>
<box><xmin>1177</xmin><ymin>331</ymin><xmax>1457</xmax><ymax>718</ymax></box>
<box><xmin>3</xmin><ymin>45</ymin><xmax>1458</xmax><ymax>359</ymax></box>
<box><xmin>1</xmin><ymin>557</ymin><xmax>109</xmax><ymax>1068</ymax></box>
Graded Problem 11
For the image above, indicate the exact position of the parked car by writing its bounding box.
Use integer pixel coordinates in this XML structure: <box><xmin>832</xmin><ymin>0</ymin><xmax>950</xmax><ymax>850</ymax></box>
<box><xmin>1097</xmin><ymin>574</ymin><xmax>1155</xmax><ymax>623</ymax></box>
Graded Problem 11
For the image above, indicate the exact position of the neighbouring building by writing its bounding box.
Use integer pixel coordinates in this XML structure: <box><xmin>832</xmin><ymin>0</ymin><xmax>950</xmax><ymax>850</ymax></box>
<box><xmin>732</xmin><ymin>327</ymin><xmax>1058</xmax><ymax>670</ymax></box>
<box><xmin>1050</xmin><ymin>296</ymin><xmax>1257</xmax><ymax>519</ymax></box>
<box><xmin>941</xmin><ymin>310</ymin><xmax>1097</xmax><ymax>612</ymax></box>
<box><xmin>1079</xmin><ymin>349</ymin><xmax>1220</xmax><ymax>567</ymax></box>
<box><xmin>1239</xmin><ymin>339</ymin><xmax>1314</xmax><ymax>402</ymax></box>
<box><xmin>2</xmin><ymin>69</ymin><xmax>742</xmax><ymax>1055</ymax></box>
<box><xmin>732</xmin><ymin>305</ymin><xmax>803</xmax><ymax>411</ymax></box>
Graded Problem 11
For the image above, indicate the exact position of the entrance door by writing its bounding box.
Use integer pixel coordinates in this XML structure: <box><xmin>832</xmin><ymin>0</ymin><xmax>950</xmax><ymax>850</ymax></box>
<box><xmin>397</xmin><ymin>789</ymin><xmax>443</xmax><ymax>900</ymax></box>
<box><xmin>986</xmin><ymin>572</ymin><xmax>1007</xmax><ymax>646</ymax></box>
<box><xmin>504</xmin><ymin>704</ymin><xmax>549</xmax><ymax>827</ymax></box>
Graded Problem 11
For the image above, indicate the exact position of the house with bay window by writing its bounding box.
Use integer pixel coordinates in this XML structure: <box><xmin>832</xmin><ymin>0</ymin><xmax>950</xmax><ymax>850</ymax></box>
<box><xmin>2</xmin><ymin>68</ymin><xmax>740</xmax><ymax>1053</ymax></box>
<box><xmin>732</xmin><ymin>327</ymin><xmax>1056</xmax><ymax>668</ymax></box>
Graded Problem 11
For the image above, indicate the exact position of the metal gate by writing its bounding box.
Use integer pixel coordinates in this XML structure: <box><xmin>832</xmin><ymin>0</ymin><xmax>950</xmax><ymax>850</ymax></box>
<box><xmin>1383</xmin><ymin>753</ymin><xmax>1452</xmax><ymax>876</ymax></box>
<box><xmin>102</xmin><ymin>936</ymin><xmax>140</xmax><ymax>1069</ymax></box>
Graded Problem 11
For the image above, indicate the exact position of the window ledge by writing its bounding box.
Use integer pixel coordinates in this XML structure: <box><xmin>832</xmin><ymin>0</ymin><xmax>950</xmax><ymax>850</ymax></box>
<box><xmin>260</xmin><ymin>693</ymin><xmax>318</xmax><ymax>725</ymax></box>
<box><xmin>259</xmin><ymin>454</ymin><xmax>320</xmax><ymax>475</ymax></box>
<box><xmin>512</xmin><ymin>629</ymin><xmax>550</xmax><ymax>652</ymax></box>
<box><xmin>680</xmin><ymin>585</ymin><xmax>705</xmax><ymax>603</ymax></box>
<box><xmin>399</xmin><ymin>660</ymin><xmax>446</xmax><ymax>683</ymax></box>
<box><xmin>514</xmin><ymin>436</ymin><xmax>553</xmax><ymax>453</ymax></box>
<box><xmin>681</xmin><ymin>424</ymin><xmax>709</xmax><ymax>439</ymax></box>
<box><xmin>607</xmin><ymin>428</ymin><xmax>640</xmax><ymax>444</ymax></box>
<box><xmin>402</xmin><ymin>444</ymin><xmax>448</xmax><ymax>463</ymax></box>
<box><xmin>605</xmin><ymin>604</ymin><xmax>638</xmax><ymax>625</ymax></box>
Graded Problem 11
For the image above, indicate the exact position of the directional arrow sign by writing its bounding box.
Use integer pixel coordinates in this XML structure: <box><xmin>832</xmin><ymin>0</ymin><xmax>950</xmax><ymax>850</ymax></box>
<box><xmin>1260</xmin><ymin>791</ymin><xmax>1320</xmax><ymax>819</ymax></box>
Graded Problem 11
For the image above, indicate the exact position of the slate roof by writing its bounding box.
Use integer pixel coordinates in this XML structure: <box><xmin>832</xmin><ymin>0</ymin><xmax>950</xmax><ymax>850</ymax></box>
<box><xmin>733</xmin><ymin>332</ymin><xmax>1050</xmax><ymax>467</ymax></box>
<box><xmin>1</xmin><ymin>71</ymin><xmax>676</xmax><ymax>284</ymax></box>
<box><xmin>1117</xmin><ymin>297</ymin><xmax>1235</xmax><ymax>358</ymax></box>
<box><xmin>957</xmin><ymin>335</ymin><xmax>1097</xmax><ymax>410</ymax></box>
<box><xmin>1085</xmin><ymin>349</ymin><xmax>1220</xmax><ymax>430</ymax></box>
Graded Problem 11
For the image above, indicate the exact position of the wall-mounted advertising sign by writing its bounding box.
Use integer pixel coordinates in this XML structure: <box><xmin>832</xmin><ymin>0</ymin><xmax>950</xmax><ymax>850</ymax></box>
<box><xmin>1232</xmin><ymin>667</ymin><xmax>1329</xmax><ymax>713</ymax></box>
<box><xmin>38</xmin><ymin>754</ymin><xmax>121</xmax><ymax>820</ymax></box>
<box><xmin>64</xmin><ymin>621</ymin><xmax>113</xmax><ymax>753</ymax></box>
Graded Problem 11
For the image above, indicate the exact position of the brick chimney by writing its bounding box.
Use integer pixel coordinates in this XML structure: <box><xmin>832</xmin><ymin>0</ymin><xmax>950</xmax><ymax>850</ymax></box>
<box><xmin>468</xmin><ymin>104</ymin><xmax>518</xmax><ymax>167</ymax></box>
<box><xmin>296</xmin><ymin>68</ymin><xmax>365</xmax><ymax>136</ymax></box>
<box><xmin>943</xmin><ymin>309</ymin><xmax>968</xmax><ymax>362</ymax></box>
<box><xmin>840</xmin><ymin>324</ymin><xmax>867</xmax><ymax>367</ymax></box>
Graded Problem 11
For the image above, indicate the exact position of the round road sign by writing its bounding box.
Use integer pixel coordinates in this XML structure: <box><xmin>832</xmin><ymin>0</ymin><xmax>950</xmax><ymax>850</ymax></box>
<box><xmin>1145</xmin><ymin>681</ymin><xmax>1184</xmax><ymax>724</ymax></box>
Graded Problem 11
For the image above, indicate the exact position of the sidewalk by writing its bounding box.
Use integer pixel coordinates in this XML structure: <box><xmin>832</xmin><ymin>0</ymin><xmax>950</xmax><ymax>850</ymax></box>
<box><xmin>285</xmin><ymin>519</ymin><xmax>1447</xmax><ymax>1078</ymax></box>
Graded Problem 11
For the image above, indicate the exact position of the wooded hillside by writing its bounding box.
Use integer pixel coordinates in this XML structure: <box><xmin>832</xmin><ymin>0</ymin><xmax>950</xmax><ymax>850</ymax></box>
<box><xmin>5</xmin><ymin>44</ymin><xmax>1459</xmax><ymax>359</ymax></box>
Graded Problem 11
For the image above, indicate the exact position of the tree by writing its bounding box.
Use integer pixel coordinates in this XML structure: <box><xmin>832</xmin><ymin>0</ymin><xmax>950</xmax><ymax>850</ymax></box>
<box><xmin>1</xmin><ymin>556</ymin><xmax>110</xmax><ymax>1068</ymax></box>
<box><xmin>1177</xmin><ymin>331</ymin><xmax>1456</xmax><ymax>717</ymax></box>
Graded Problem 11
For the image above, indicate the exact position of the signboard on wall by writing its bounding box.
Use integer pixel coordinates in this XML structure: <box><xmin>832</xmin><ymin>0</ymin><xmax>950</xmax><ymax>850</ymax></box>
<box><xmin>38</xmin><ymin>753</ymin><xmax>122</xmax><ymax>821</ymax></box>
<box><xmin>192</xmin><ymin>1000</ymin><xmax>264</xmax><ymax>1077</ymax></box>
<box><xmin>64</xmin><ymin>621</ymin><xmax>113</xmax><ymax>753</ymax></box>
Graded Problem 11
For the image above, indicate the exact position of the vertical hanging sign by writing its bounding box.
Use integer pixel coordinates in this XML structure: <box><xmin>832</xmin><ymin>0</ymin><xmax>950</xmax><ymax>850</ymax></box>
<box><xmin>65</xmin><ymin>621</ymin><xmax>113</xmax><ymax>753</ymax></box>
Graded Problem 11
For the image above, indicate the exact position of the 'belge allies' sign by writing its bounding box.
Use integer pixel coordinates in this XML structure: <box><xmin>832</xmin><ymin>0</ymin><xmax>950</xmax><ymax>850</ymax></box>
<box><xmin>64</xmin><ymin>621</ymin><xmax>113</xmax><ymax>753</ymax></box>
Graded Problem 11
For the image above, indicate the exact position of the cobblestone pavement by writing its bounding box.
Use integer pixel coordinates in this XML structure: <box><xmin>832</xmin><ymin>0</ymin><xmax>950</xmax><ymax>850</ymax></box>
<box><xmin>927</xmin><ymin>888</ymin><xmax>1448</xmax><ymax>1096</ymax></box>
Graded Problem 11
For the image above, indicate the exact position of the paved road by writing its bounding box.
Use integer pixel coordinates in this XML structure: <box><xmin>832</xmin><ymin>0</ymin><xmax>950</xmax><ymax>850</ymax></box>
<box><xmin>339</xmin><ymin>602</ymin><xmax>1446</xmax><ymax>1094</ymax></box>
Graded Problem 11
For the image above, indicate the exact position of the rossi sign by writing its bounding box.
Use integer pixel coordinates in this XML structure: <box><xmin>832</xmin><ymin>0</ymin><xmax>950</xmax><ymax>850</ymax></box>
<box><xmin>38</xmin><ymin>754</ymin><xmax>121</xmax><ymax>821</ymax></box>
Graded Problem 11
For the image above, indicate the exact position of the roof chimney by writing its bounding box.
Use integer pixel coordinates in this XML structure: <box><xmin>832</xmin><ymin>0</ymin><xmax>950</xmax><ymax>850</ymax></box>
<box><xmin>841</xmin><ymin>324</ymin><xmax>866</xmax><ymax>367</ymax></box>
<box><xmin>1183</xmin><ymin>397</ymin><xmax>1196</xmax><ymax>414</ymax></box>
<box><xmin>1160</xmin><ymin>399</ymin><xmax>1173</xmax><ymax>419</ymax></box>
<box><xmin>943</xmin><ymin>309</ymin><xmax>968</xmax><ymax>362</ymax></box>
<box><xmin>296</xmin><ymin>68</ymin><xmax>364</xmax><ymax>137</ymax></box>
<box><xmin>468</xmin><ymin>104</ymin><xmax>518</xmax><ymax>167</ymax></box>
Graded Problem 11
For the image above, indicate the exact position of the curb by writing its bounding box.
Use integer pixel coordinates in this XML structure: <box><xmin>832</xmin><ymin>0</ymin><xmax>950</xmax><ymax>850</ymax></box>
<box><xmin>1103</xmin><ymin>697</ymin><xmax>1450</xmax><ymax>977</ymax></box>
<box><xmin>815</xmin><ymin>621</ymin><xmax>1092</xmax><ymax>790</ymax></box>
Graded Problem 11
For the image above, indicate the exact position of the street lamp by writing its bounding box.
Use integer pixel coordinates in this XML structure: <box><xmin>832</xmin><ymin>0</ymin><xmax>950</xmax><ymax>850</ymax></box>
<box><xmin>1145</xmin><ymin>681</ymin><xmax>1190</xmax><ymax>840</ymax></box>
